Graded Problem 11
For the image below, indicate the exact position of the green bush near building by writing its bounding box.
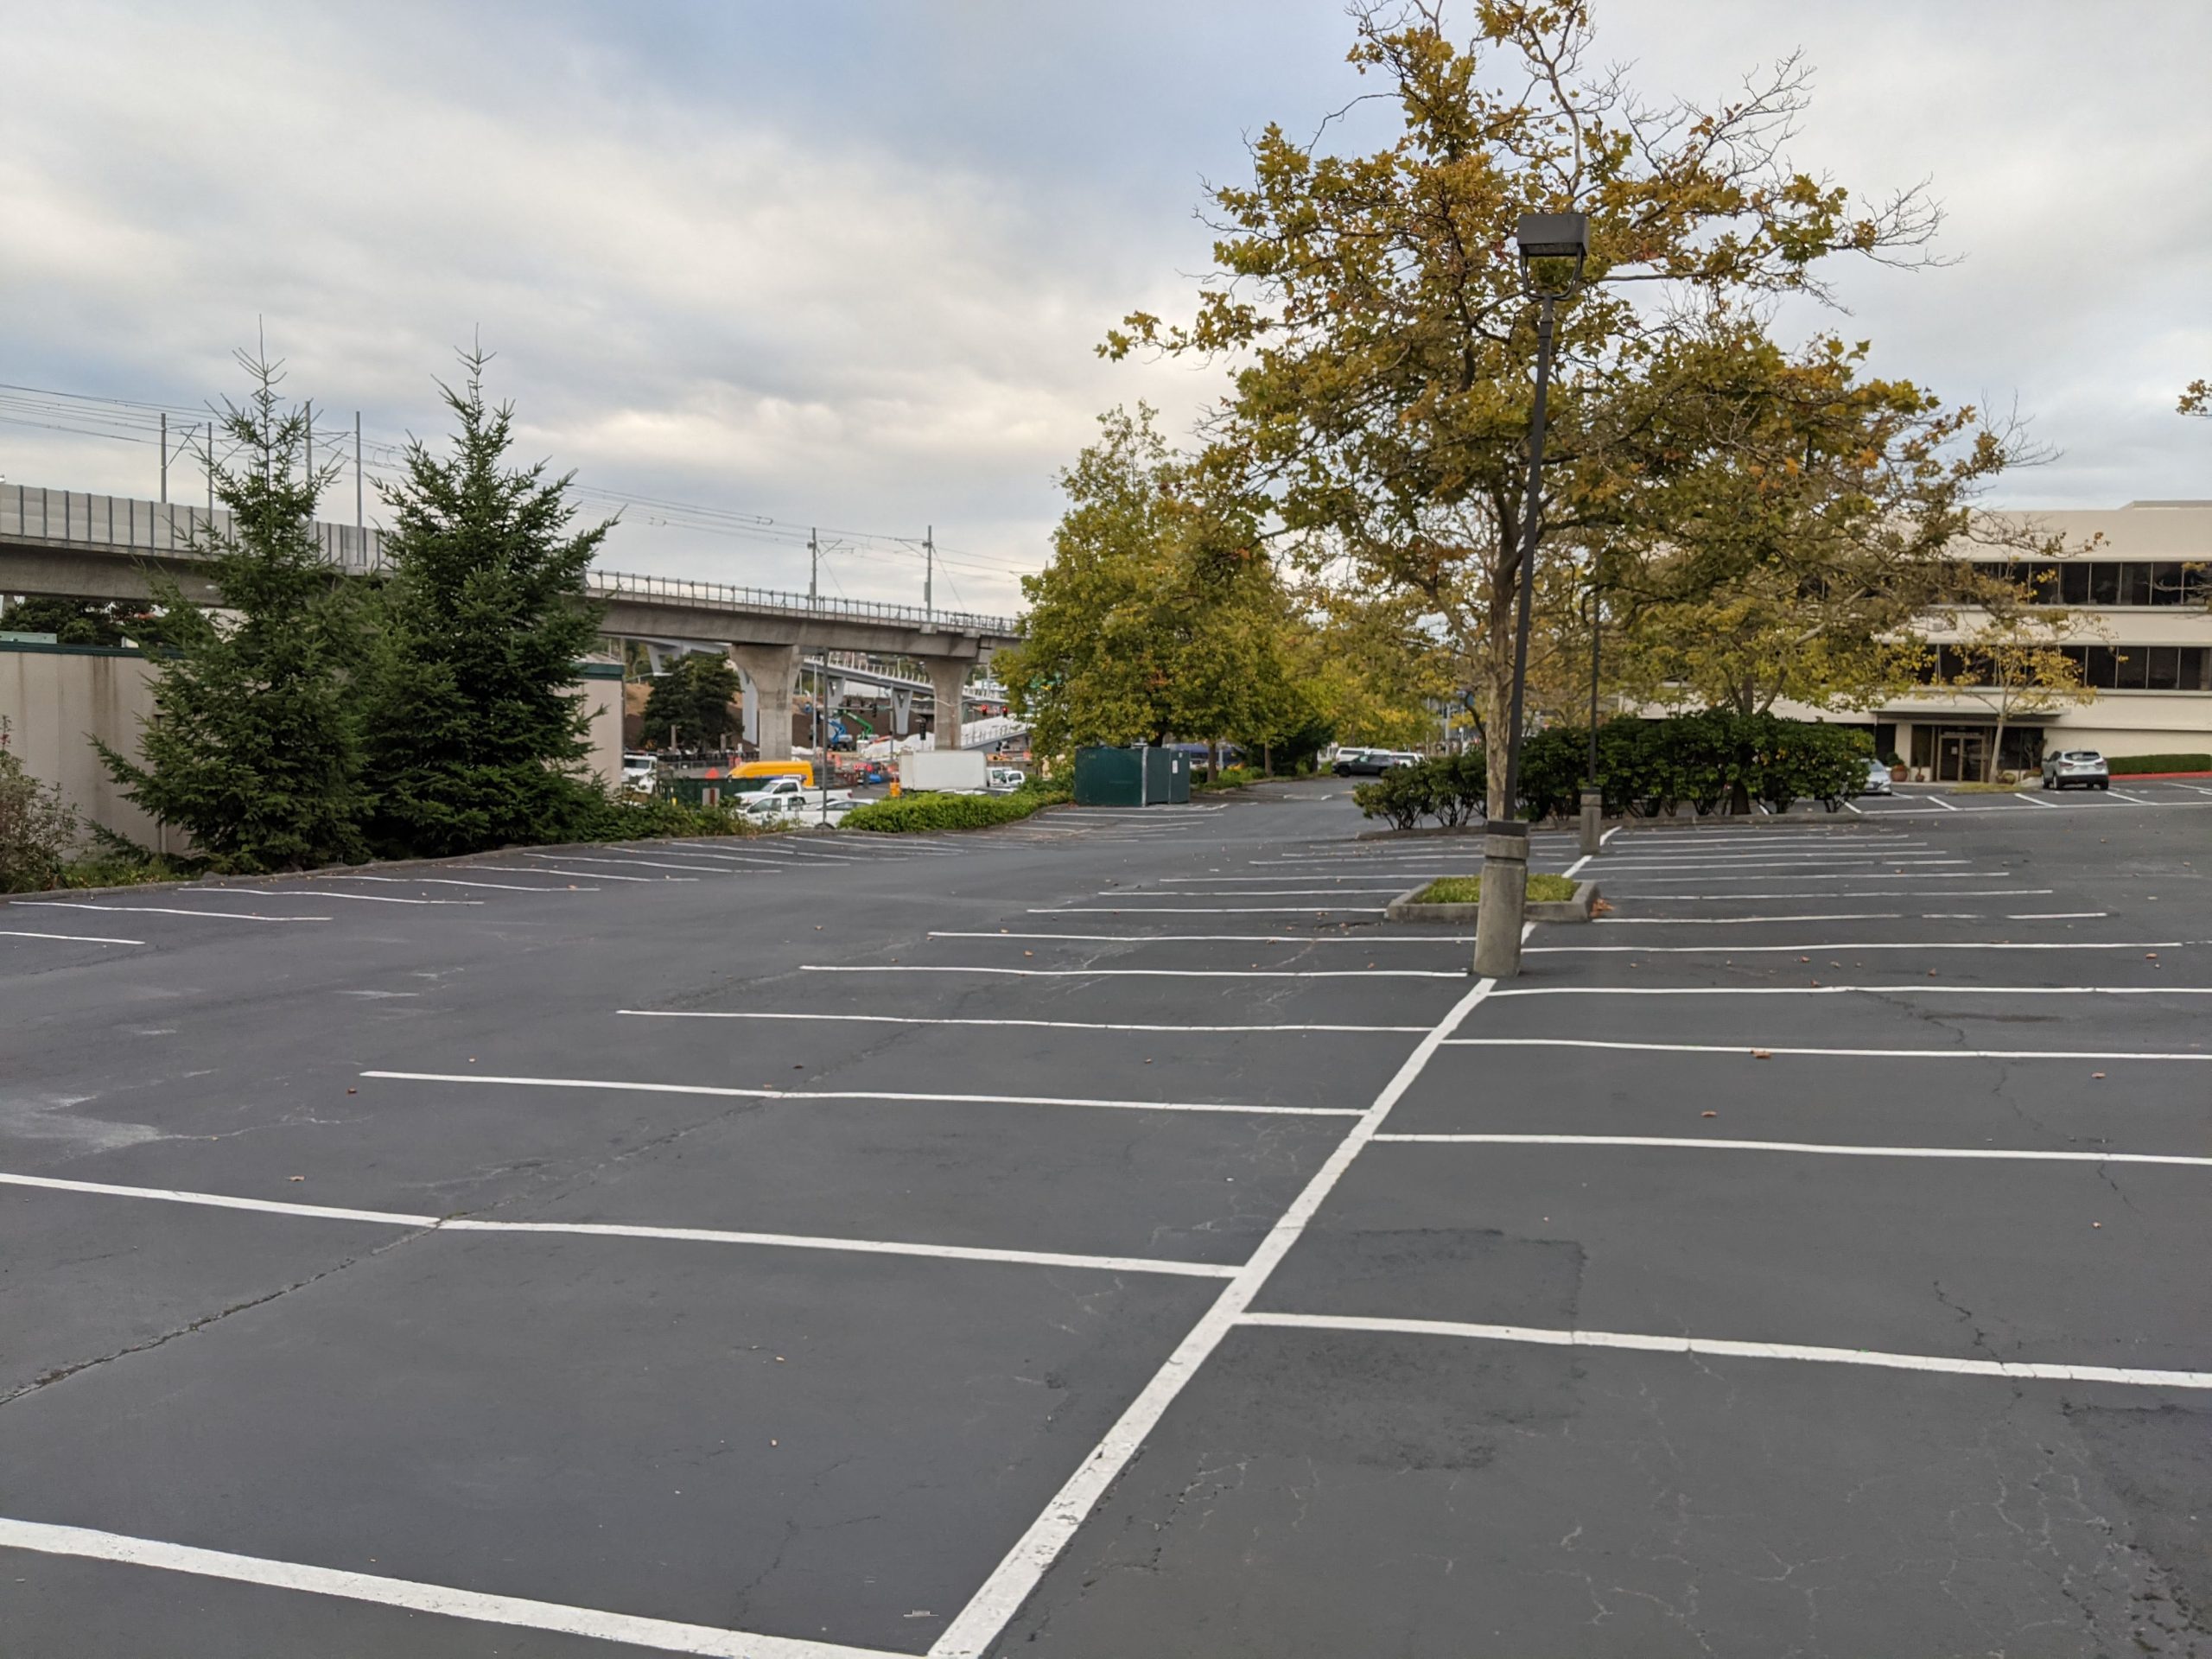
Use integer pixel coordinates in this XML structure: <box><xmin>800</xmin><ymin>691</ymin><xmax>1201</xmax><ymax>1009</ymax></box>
<box><xmin>2107</xmin><ymin>753</ymin><xmax>2211</xmax><ymax>775</ymax></box>
<box><xmin>840</xmin><ymin>791</ymin><xmax>1055</xmax><ymax>834</ymax></box>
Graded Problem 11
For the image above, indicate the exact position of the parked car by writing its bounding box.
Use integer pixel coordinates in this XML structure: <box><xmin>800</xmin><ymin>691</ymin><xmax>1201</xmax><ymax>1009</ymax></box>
<box><xmin>1332</xmin><ymin>749</ymin><xmax>1420</xmax><ymax>777</ymax></box>
<box><xmin>2041</xmin><ymin>749</ymin><xmax>2110</xmax><ymax>791</ymax></box>
<box><xmin>1859</xmin><ymin>756</ymin><xmax>1893</xmax><ymax>796</ymax></box>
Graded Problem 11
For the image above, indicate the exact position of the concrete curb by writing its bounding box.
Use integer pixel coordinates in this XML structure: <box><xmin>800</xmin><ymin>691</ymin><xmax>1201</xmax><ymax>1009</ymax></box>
<box><xmin>1384</xmin><ymin>880</ymin><xmax>1599</xmax><ymax>924</ymax></box>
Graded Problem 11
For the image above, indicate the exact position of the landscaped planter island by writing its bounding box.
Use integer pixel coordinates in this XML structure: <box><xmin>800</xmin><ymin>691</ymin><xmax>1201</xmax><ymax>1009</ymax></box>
<box><xmin>1383</xmin><ymin>874</ymin><xmax>1600</xmax><ymax>924</ymax></box>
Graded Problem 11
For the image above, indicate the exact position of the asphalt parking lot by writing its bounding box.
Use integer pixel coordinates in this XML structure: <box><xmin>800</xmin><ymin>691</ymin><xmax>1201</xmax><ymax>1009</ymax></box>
<box><xmin>3</xmin><ymin>779</ymin><xmax>2207</xmax><ymax>1656</ymax></box>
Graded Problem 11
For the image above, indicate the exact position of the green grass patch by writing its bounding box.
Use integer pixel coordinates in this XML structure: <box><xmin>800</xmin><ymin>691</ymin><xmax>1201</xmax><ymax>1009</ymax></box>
<box><xmin>1951</xmin><ymin>780</ymin><xmax>2031</xmax><ymax>793</ymax></box>
<box><xmin>1408</xmin><ymin>873</ymin><xmax>1578</xmax><ymax>905</ymax></box>
<box><xmin>840</xmin><ymin>791</ymin><xmax>1052</xmax><ymax>833</ymax></box>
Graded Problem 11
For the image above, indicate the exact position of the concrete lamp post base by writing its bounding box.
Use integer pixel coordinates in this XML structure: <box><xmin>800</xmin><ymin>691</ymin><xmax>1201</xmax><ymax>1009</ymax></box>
<box><xmin>1579</xmin><ymin>787</ymin><xmax>1603</xmax><ymax>857</ymax></box>
<box><xmin>1471</xmin><ymin>819</ymin><xmax>1530</xmax><ymax>980</ymax></box>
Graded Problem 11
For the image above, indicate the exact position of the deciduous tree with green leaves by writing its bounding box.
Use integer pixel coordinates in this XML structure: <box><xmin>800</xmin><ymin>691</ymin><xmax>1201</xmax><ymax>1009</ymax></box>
<box><xmin>999</xmin><ymin>406</ymin><xmax>1308</xmax><ymax>761</ymax></box>
<box><xmin>98</xmin><ymin>353</ymin><xmax>369</xmax><ymax>869</ymax></box>
<box><xmin>1933</xmin><ymin>575</ymin><xmax>2101</xmax><ymax>783</ymax></box>
<box><xmin>1108</xmin><ymin>0</ymin><xmax>1948</xmax><ymax>813</ymax></box>
<box><xmin>360</xmin><ymin>353</ymin><xmax>612</xmax><ymax>857</ymax></box>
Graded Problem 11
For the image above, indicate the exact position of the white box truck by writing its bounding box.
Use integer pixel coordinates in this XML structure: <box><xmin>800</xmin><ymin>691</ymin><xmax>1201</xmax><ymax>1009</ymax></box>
<box><xmin>897</xmin><ymin>750</ymin><xmax>989</xmax><ymax>794</ymax></box>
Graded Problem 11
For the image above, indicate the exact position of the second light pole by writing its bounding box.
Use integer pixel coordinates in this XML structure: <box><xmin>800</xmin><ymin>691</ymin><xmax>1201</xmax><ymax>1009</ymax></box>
<box><xmin>1473</xmin><ymin>210</ymin><xmax>1591</xmax><ymax>982</ymax></box>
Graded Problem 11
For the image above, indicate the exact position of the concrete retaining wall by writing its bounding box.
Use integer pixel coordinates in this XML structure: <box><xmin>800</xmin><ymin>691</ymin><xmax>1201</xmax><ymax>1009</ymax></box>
<box><xmin>1</xmin><ymin>642</ymin><xmax>627</xmax><ymax>847</ymax></box>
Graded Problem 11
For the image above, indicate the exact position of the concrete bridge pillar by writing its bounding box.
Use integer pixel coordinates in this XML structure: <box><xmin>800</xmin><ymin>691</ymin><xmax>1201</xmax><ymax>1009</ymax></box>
<box><xmin>891</xmin><ymin>687</ymin><xmax>914</xmax><ymax>738</ymax></box>
<box><xmin>728</xmin><ymin>643</ymin><xmax>801</xmax><ymax>760</ymax></box>
<box><xmin>923</xmin><ymin>658</ymin><xmax>969</xmax><ymax>750</ymax></box>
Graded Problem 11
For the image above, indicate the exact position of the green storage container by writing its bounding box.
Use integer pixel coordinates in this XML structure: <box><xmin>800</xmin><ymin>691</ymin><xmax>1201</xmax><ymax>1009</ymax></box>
<box><xmin>1074</xmin><ymin>746</ymin><xmax>1191</xmax><ymax>806</ymax></box>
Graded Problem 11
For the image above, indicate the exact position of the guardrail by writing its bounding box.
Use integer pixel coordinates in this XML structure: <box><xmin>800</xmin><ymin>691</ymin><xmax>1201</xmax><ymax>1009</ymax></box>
<box><xmin>1</xmin><ymin>483</ymin><xmax>385</xmax><ymax>573</ymax></box>
<box><xmin>1</xmin><ymin>484</ymin><xmax>1021</xmax><ymax>635</ymax></box>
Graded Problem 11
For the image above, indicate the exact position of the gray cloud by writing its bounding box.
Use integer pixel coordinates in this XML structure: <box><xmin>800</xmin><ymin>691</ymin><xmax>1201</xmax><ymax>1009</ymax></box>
<box><xmin>3</xmin><ymin>1</ymin><xmax>2206</xmax><ymax>615</ymax></box>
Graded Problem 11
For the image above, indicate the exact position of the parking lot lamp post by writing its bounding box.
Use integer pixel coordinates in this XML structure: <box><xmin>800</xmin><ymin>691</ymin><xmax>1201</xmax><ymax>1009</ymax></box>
<box><xmin>1580</xmin><ymin>571</ymin><xmax>1604</xmax><ymax>856</ymax></box>
<box><xmin>1476</xmin><ymin>210</ymin><xmax>1590</xmax><ymax>980</ymax></box>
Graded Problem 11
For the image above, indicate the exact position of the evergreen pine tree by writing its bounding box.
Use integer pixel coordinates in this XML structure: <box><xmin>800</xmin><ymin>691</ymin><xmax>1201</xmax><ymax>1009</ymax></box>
<box><xmin>98</xmin><ymin>352</ymin><xmax>368</xmax><ymax>870</ymax></box>
<box><xmin>362</xmin><ymin>353</ymin><xmax>611</xmax><ymax>856</ymax></box>
<box><xmin>639</xmin><ymin>653</ymin><xmax>742</xmax><ymax>751</ymax></box>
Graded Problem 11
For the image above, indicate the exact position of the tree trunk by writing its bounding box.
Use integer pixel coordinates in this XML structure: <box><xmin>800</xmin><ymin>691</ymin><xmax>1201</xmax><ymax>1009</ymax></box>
<box><xmin>1988</xmin><ymin>707</ymin><xmax>2006</xmax><ymax>784</ymax></box>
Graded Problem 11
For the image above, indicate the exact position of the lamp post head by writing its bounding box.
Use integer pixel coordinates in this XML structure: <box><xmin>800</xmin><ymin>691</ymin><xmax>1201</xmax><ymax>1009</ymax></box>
<box><xmin>1516</xmin><ymin>211</ymin><xmax>1590</xmax><ymax>297</ymax></box>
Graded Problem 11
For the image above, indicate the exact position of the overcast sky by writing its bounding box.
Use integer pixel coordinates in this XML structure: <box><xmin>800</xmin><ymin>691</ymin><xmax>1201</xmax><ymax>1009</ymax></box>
<box><xmin>3</xmin><ymin>1</ymin><xmax>2207</xmax><ymax>614</ymax></box>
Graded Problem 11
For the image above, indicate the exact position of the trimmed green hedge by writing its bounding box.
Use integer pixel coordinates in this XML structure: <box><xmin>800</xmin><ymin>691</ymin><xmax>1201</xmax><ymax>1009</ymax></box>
<box><xmin>1354</xmin><ymin>715</ymin><xmax>1876</xmax><ymax>828</ymax></box>
<box><xmin>840</xmin><ymin>791</ymin><xmax>1052</xmax><ymax>833</ymax></box>
<box><xmin>2107</xmin><ymin>753</ymin><xmax>2212</xmax><ymax>775</ymax></box>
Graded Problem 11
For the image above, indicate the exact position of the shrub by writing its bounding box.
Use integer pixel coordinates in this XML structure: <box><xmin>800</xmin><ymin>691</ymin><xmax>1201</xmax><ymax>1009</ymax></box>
<box><xmin>2107</xmin><ymin>753</ymin><xmax>2212</xmax><ymax>775</ymax></box>
<box><xmin>0</xmin><ymin>750</ymin><xmax>79</xmax><ymax>893</ymax></box>
<box><xmin>841</xmin><ymin>791</ymin><xmax>1051</xmax><ymax>833</ymax></box>
<box><xmin>1407</xmin><ymin>873</ymin><xmax>1578</xmax><ymax>905</ymax></box>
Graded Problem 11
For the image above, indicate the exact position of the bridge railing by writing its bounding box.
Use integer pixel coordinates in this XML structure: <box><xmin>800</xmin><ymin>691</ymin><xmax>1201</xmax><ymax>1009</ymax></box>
<box><xmin>588</xmin><ymin>569</ymin><xmax>1017</xmax><ymax>637</ymax></box>
<box><xmin>3</xmin><ymin>484</ymin><xmax>1018</xmax><ymax>634</ymax></box>
<box><xmin>1</xmin><ymin>484</ymin><xmax>388</xmax><ymax>574</ymax></box>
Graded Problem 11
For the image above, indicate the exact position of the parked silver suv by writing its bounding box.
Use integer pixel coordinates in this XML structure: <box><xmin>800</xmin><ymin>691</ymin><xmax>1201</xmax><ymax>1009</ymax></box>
<box><xmin>2040</xmin><ymin>749</ymin><xmax>2109</xmax><ymax>791</ymax></box>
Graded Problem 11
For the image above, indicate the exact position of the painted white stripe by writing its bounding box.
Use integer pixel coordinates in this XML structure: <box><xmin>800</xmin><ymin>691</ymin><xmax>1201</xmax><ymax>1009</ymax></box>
<box><xmin>1601</xmin><ymin>870</ymin><xmax>2010</xmax><ymax>885</ymax></box>
<box><xmin>1099</xmin><ymin>887</ymin><xmax>1414</xmax><ymax>897</ymax></box>
<box><xmin>575</xmin><ymin>849</ymin><xmax>775</xmax><ymax>872</ymax></box>
<box><xmin>617</xmin><ymin>1009</ymin><xmax>1427</xmax><ymax>1034</ymax></box>
<box><xmin>249</xmin><ymin>889</ymin><xmax>484</xmax><ymax>906</ymax></box>
<box><xmin>1598</xmin><ymin>855</ymin><xmax>1968</xmax><ymax>870</ymax></box>
<box><xmin>0</xmin><ymin>1172</ymin><xmax>1235</xmax><ymax>1278</ymax></box>
<box><xmin>1840</xmin><ymin>799</ymin><xmax>1863</xmax><ymax>814</ymax></box>
<box><xmin>0</xmin><ymin>1517</ymin><xmax>901</xmax><ymax>1659</ymax></box>
<box><xmin>362</xmin><ymin>1069</ymin><xmax>1359</xmax><ymax>1118</ymax></box>
<box><xmin>1529</xmin><ymin>940</ymin><xmax>2184</xmax><ymax>955</ymax></box>
<box><xmin>930</xmin><ymin>931</ymin><xmax>1475</xmax><ymax>945</ymax></box>
<box><xmin>2017</xmin><ymin>788</ymin><xmax>2059</xmax><ymax>808</ymax></box>
<box><xmin>500</xmin><ymin>858</ymin><xmax>687</xmax><ymax>881</ymax></box>
<box><xmin>12</xmin><ymin>901</ymin><xmax>329</xmax><ymax>924</ymax></box>
<box><xmin>1626</xmin><ymin>887</ymin><xmax>2053</xmax><ymax>900</ymax></box>
<box><xmin>2009</xmin><ymin>912</ymin><xmax>2109</xmax><ymax>920</ymax></box>
<box><xmin>1488</xmin><ymin>984</ymin><xmax>2210</xmax><ymax>998</ymax></box>
<box><xmin>0</xmin><ymin>927</ymin><xmax>146</xmax><ymax>945</ymax></box>
<box><xmin>1031</xmin><ymin>906</ymin><xmax>1387</xmax><ymax>915</ymax></box>
<box><xmin>1442</xmin><ymin>1037</ymin><xmax>2212</xmax><ymax>1060</ymax></box>
<box><xmin>1369</xmin><ymin>1133</ymin><xmax>2212</xmax><ymax>1167</ymax></box>
<box><xmin>799</xmin><ymin>963</ymin><xmax>1464</xmax><ymax>981</ymax></box>
<box><xmin>1596</xmin><ymin>912</ymin><xmax>1904</xmax><ymax>925</ymax></box>
<box><xmin>1929</xmin><ymin>792</ymin><xmax>1960</xmax><ymax>811</ymax></box>
<box><xmin>329</xmin><ymin>874</ymin><xmax>601</xmax><ymax>893</ymax></box>
<box><xmin>1231</xmin><ymin>1312</ymin><xmax>2212</xmax><ymax>1390</ymax></box>
<box><xmin>931</xmin><ymin>972</ymin><xmax>1506</xmax><ymax>1659</ymax></box>
<box><xmin>1155</xmin><ymin>874</ymin><xmax>1475</xmax><ymax>884</ymax></box>
<box><xmin>2107</xmin><ymin>789</ymin><xmax>2154</xmax><ymax>804</ymax></box>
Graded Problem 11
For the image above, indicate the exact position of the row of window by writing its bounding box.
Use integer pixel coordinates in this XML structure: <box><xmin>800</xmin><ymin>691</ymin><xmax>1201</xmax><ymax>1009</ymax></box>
<box><xmin>1918</xmin><ymin>644</ymin><xmax>2212</xmax><ymax>691</ymax></box>
<box><xmin>1964</xmin><ymin>560</ymin><xmax>2211</xmax><ymax>607</ymax></box>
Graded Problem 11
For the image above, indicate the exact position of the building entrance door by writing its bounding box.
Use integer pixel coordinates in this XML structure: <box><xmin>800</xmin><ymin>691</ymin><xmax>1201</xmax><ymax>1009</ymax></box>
<box><xmin>1936</xmin><ymin>730</ymin><xmax>1987</xmax><ymax>783</ymax></box>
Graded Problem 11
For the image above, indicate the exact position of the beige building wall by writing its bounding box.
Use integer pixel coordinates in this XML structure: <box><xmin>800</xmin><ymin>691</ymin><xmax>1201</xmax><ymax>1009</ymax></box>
<box><xmin>0</xmin><ymin>643</ymin><xmax>175</xmax><ymax>852</ymax></box>
<box><xmin>3</xmin><ymin>642</ymin><xmax>632</xmax><ymax>846</ymax></box>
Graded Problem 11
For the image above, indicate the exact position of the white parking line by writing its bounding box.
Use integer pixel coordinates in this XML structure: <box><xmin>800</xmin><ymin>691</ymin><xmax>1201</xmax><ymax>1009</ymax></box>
<box><xmin>0</xmin><ymin>1517</ymin><xmax>901</xmax><ymax>1659</ymax></box>
<box><xmin>1369</xmin><ymin>1134</ymin><xmax>2212</xmax><ymax>1166</ymax></box>
<box><xmin>11</xmin><ymin>901</ymin><xmax>331</xmax><ymax>924</ymax></box>
<box><xmin>249</xmin><ymin>889</ymin><xmax>484</xmax><ymax>906</ymax></box>
<box><xmin>0</xmin><ymin>927</ymin><xmax>147</xmax><ymax>946</ymax></box>
<box><xmin>1595</xmin><ymin>913</ymin><xmax>1905</xmax><ymax>925</ymax></box>
<box><xmin>362</xmin><ymin>1069</ymin><xmax>1362</xmax><ymax>1118</ymax></box>
<box><xmin>328</xmin><ymin>874</ymin><xmax>603</xmax><ymax>893</ymax></box>
<box><xmin>1625</xmin><ymin>887</ymin><xmax>2054</xmax><ymax>900</ymax></box>
<box><xmin>1091</xmin><ymin>888</ymin><xmax>1413</xmax><ymax>898</ymax></box>
<box><xmin>579</xmin><ymin>850</ymin><xmax>779</xmax><ymax>873</ymax></box>
<box><xmin>931</xmin><ymin>931</ymin><xmax>1475</xmax><ymax>944</ymax></box>
<box><xmin>1528</xmin><ymin>940</ymin><xmax>2184</xmax><ymax>955</ymax></box>
<box><xmin>1601</xmin><ymin>870</ymin><xmax>2011</xmax><ymax>885</ymax></box>
<box><xmin>1598</xmin><ymin>855</ymin><xmax>1967</xmax><ymax>870</ymax></box>
<box><xmin>1232</xmin><ymin>1312</ymin><xmax>2212</xmax><ymax>1390</ymax></box>
<box><xmin>2009</xmin><ymin>912</ymin><xmax>2110</xmax><ymax>919</ymax></box>
<box><xmin>931</xmin><ymin>974</ymin><xmax>1503</xmax><ymax>1658</ymax></box>
<box><xmin>455</xmin><ymin>865</ymin><xmax>667</xmax><ymax>883</ymax></box>
<box><xmin>799</xmin><ymin>963</ymin><xmax>1465</xmax><ymax>980</ymax></box>
<box><xmin>1489</xmin><ymin>983</ymin><xmax>2210</xmax><ymax>998</ymax></box>
<box><xmin>618</xmin><ymin>1009</ymin><xmax>1428</xmax><ymax>1034</ymax></box>
<box><xmin>505</xmin><ymin>857</ymin><xmax>692</xmax><ymax>880</ymax></box>
<box><xmin>1032</xmin><ymin>906</ymin><xmax>1388</xmax><ymax>915</ymax></box>
<box><xmin>1441</xmin><ymin>1037</ymin><xmax>2211</xmax><ymax>1059</ymax></box>
<box><xmin>0</xmin><ymin>1171</ymin><xmax>1238</xmax><ymax>1278</ymax></box>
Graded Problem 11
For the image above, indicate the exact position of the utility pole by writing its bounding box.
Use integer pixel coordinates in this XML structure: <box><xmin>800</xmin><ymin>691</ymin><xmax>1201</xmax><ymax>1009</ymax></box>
<box><xmin>354</xmin><ymin>411</ymin><xmax>364</xmax><ymax>532</ymax></box>
<box><xmin>809</xmin><ymin>527</ymin><xmax>818</xmax><ymax>606</ymax></box>
<box><xmin>924</xmin><ymin>524</ymin><xmax>934</xmax><ymax>628</ymax></box>
<box><xmin>159</xmin><ymin>412</ymin><xmax>168</xmax><ymax>503</ymax></box>
<box><xmin>304</xmin><ymin>401</ymin><xmax>313</xmax><ymax>483</ymax></box>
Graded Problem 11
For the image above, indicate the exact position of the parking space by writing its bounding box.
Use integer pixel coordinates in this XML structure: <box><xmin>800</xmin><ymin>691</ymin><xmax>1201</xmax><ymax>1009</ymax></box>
<box><xmin>3</xmin><ymin>783</ymin><xmax>2206</xmax><ymax>1656</ymax></box>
